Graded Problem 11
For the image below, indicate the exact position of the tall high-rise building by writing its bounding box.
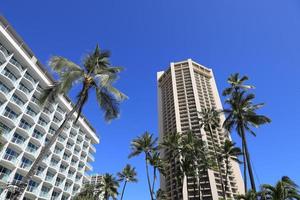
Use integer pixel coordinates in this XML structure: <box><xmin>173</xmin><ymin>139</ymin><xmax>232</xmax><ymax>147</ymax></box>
<box><xmin>157</xmin><ymin>59</ymin><xmax>244</xmax><ymax>200</ymax></box>
<box><xmin>0</xmin><ymin>16</ymin><xmax>99</xmax><ymax>200</ymax></box>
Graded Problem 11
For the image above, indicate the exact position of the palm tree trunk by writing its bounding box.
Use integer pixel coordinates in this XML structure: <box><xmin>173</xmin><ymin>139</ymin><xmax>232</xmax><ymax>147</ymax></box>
<box><xmin>242</xmin><ymin>142</ymin><xmax>247</xmax><ymax>193</ymax></box>
<box><xmin>145</xmin><ymin>155</ymin><xmax>154</xmax><ymax>200</ymax></box>
<box><xmin>241</xmin><ymin>127</ymin><xmax>256</xmax><ymax>192</ymax></box>
<box><xmin>152</xmin><ymin>167</ymin><xmax>157</xmax><ymax>197</ymax></box>
<box><xmin>225</xmin><ymin>158</ymin><xmax>229</xmax><ymax>195</ymax></box>
<box><xmin>11</xmin><ymin>83</ymin><xmax>90</xmax><ymax>200</ymax></box>
<box><xmin>207</xmin><ymin>125</ymin><xmax>226</xmax><ymax>200</ymax></box>
<box><xmin>120</xmin><ymin>181</ymin><xmax>127</xmax><ymax>200</ymax></box>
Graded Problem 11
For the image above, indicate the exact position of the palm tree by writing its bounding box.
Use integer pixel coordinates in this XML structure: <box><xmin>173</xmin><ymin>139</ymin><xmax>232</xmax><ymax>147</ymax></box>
<box><xmin>260</xmin><ymin>176</ymin><xmax>300</xmax><ymax>200</ymax></box>
<box><xmin>98</xmin><ymin>173</ymin><xmax>119</xmax><ymax>200</ymax></box>
<box><xmin>159</xmin><ymin>132</ymin><xmax>183</xmax><ymax>199</ymax></box>
<box><xmin>223</xmin><ymin>90</ymin><xmax>271</xmax><ymax>192</ymax></box>
<box><xmin>219</xmin><ymin>140</ymin><xmax>242</xmax><ymax>193</ymax></box>
<box><xmin>237</xmin><ymin>190</ymin><xmax>259</xmax><ymax>200</ymax></box>
<box><xmin>148</xmin><ymin>151</ymin><xmax>166</xmax><ymax>197</ymax></box>
<box><xmin>222</xmin><ymin>73</ymin><xmax>254</xmax><ymax>96</ymax></box>
<box><xmin>129</xmin><ymin>132</ymin><xmax>158</xmax><ymax>200</ymax></box>
<box><xmin>198</xmin><ymin>108</ymin><xmax>226</xmax><ymax>199</ymax></box>
<box><xmin>11</xmin><ymin>45</ymin><xmax>126</xmax><ymax>199</ymax></box>
<box><xmin>117</xmin><ymin>164</ymin><xmax>138</xmax><ymax>200</ymax></box>
<box><xmin>74</xmin><ymin>184</ymin><xmax>97</xmax><ymax>200</ymax></box>
<box><xmin>160</xmin><ymin>131</ymin><xmax>215</xmax><ymax>200</ymax></box>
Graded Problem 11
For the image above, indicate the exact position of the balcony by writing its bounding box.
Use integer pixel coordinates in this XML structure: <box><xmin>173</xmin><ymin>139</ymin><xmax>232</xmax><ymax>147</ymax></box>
<box><xmin>26</xmin><ymin>185</ymin><xmax>38</xmax><ymax>193</ymax></box>
<box><xmin>3</xmin><ymin>153</ymin><xmax>18</xmax><ymax>164</ymax></box>
<box><xmin>0</xmin><ymin>172</ymin><xmax>10</xmax><ymax>182</ymax></box>
<box><xmin>26</xmin><ymin>146</ymin><xmax>38</xmax><ymax>157</ymax></box>
<box><xmin>2</xmin><ymin>69</ymin><xmax>17</xmax><ymax>82</ymax></box>
<box><xmin>86</xmin><ymin>162</ymin><xmax>93</xmax><ymax>171</ymax></box>
<box><xmin>24</xmin><ymin>72</ymin><xmax>37</xmax><ymax>84</ymax></box>
<box><xmin>18</xmin><ymin>84</ymin><xmax>31</xmax><ymax>95</ymax></box>
<box><xmin>9</xmin><ymin>57</ymin><xmax>23</xmax><ymax>72</ymax></box>
<box><xmin>40</xmin><ymin>191</ymin><xmax>50</xmax><ymax>199</ymax></box>
<box><xmin>45</xmin><ymin>175</ymin><xmax>54</xmax><ymax>183</ymax></box>
<box><xmin>0</xmin><ymin>82</ymin><xmax>10</xmax><ymax>94</ymax></box>
<box><xmin>0</xmin><ymin>43</ymin><xmax>10</xmax><ymax>57</ymax></box>
<box><xmin>88</xmin><ymin>153</ymin><xmax>95</xmax><ymax>162</ymax></box>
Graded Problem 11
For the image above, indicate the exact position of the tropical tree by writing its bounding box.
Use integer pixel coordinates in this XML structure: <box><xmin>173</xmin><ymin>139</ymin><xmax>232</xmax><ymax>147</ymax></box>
<box><xmin>99</xmin><ymin>173</ymin><xmax>119</xmax><ymax>200</ymax></box>
<box><xmin>260</xmin><ymin>176</ymin><xmax>300</xmax><ymax>200</ymax></box>
<box><xmin>237</xmin><ymin>190</ymin><xmax>259</xmax><ymax>200</ymax></box>
<box><xmin>219</xmin><ymin>140</ymin><xmax>242</xmax><ymax>193</ymax></box>
<box><xmin>222</xmin><ymin>73</ymin><xmax>254</xmax><ymax>96</ymax></box>
<box><xmin>74</xmin><ymin>184</ymin><xmax>97</xmax><ymax>200</ymax></box>
<box><xmin>159</xmin><ymin>132</ymin><xmax>182</xmax><ymax>199</ymax></box>
<box><xmin>148</xmin><ymin>151</ymin><xmax>166</xmax><ymax>197</ymax></box>
<box><xmin>117</xmin><ymin>164</ymin><xmax>138</xmax><ymax>200</ymax></box>
<box><xmin>198</xmin><ymin>108</ymin><xmax>226</xmax><ymax>199</ymax></box>
<box><xmin>11</xmin><ymin>45</ymin><xmax>126</xmax><ymax>199</ymax></box>
<box><xmin>223</xmin><ymin>74</ymin><xmax>271</xmax><ymax>192</ymax></box>
<box><xmin>160</xmin><ymin>131</ymin><xmax>215</xmax><ymax>200</ymax></box>
<box><xmin>129</xmin><ymin>132</ymin><xmax>158</xmax><ymax>200</ymax></box>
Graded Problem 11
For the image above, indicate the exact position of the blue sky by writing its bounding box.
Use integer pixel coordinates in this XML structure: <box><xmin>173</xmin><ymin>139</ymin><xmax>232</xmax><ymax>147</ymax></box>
<box><xmin>1</xmin><ymin>0</ymin><xmax>300</xmax><ymax>199</ymax></box>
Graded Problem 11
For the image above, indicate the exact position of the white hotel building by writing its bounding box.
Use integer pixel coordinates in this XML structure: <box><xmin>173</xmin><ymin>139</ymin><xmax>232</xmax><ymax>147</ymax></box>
<box><xmin>0</xmin><ymin>16</ymin><xmax>99</xmax><ymax>200</ymax></box>
<box><xmin>157</xmin><ymin>59</ymin><xmax>244</xmax><ymax>200</ymax></box>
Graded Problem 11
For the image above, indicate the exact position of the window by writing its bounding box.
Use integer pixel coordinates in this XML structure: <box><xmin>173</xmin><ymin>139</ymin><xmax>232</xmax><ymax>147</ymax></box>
<box><xmin>12</xmin><ymin>133</ymin><xmax>25</xmax><ymax>144</ymax></box>
<box><xmin>11</xmin><ymin>94</ymin><xmax>25</xmax><ymax>106</ymax></box>
<box><xmin>0</xmin><ymin>122</ymin><xmax>11</xmax><ymax>134</ymax></box>
<box><xmin>4</xmin><ymin>107</ymin><xmax>18</xmax><ymax>119</ymax></box>
<box><xmin>20</xmin><ymin>119</ymin><xmax>31</xmax><ymax>130</ymax></box>
<box><xmin>0</xmin><ymin>82</ymin><xmax>10</xmax><ymax>94</ymax></box>
<box><xmin>33</xmin><ymin>129</ymin><xmax>43</xmax><ymax>139</ymax></box>
<box><xmin>2</xmin><ymin>68</ymin><xmax>17</xmax><ymax>81</ymax></box>
<box><xmin>4</xmin><ymin>148</ymin><xmax>18</xmax><ymax>161</ymax></box>
<box><xmin>26</xmin><ymin>107</ymin><xmax>37</xmax><ymax>117</ymax></box>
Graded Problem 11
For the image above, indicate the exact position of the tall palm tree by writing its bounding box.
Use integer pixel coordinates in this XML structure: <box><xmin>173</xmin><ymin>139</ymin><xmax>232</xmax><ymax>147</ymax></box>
<box><xmin>198</xmin><ymin>108</ymin><xmax>226</xmax><ymax>199</ymax></box>
<box><xmin>159</xmin><ymin>132</ymin><xmax>183</xmax><ymax>199</ymax></box>
<box><xmin>129</xmin><ymin>132</ymin><xmax>158</xmax><ymax>200</ymax></box>
<box><xmin>148</xmin><ymin>151</ymin><xmax>166</xmax><ymax>197</ymax></box>
<box><xmin>160</xmin><ymin>131</ymin><xmax>215</xmax><ymax>200</ymax></box>
<box><xmin>260</xmin><ymin>176</ymin><xmax>300</xmax><ymax>200</ymax></box>
<box><xmin>223</xmin><ymin>91</ymin><xmax>271</xmax><ymax>192</ymax></box>
<box><xmin>222</xmin><ymin>73</ymin><xmax>254</xmax><ymax>96</ymax></box>
<box><xmin>219</xmin><ymin>140</ymin><xmax>242</xmax><ymax>193</ymax></box>
<box><xmin>117</xmin><ymin>164</ymin><xmax>138</xmax><ymax>200</ymax></box>
<box><xmin>99</xmin><ymin>173</ymin><xmax>119</xmax><ymax>200</ymax></box>
<box><xmin>11</xmin><ymin>45</ymin><xmax>126</xmax><ymax>199</ymax></box>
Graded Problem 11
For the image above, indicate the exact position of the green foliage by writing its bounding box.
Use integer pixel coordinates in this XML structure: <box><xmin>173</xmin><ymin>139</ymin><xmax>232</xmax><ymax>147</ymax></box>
<box><xmin>222</xmin><ymin>73</ymin><xmax>271</xmax><ymax>192</ymax></box>
<box><xmin>41</xmin><ymin>45</ymin><xmax>127</xmax><ymax>122</ymax></box>
<box><xmin>260</xmin><ymin>176</ymin><xmax>300</xmax><ymax>200</ymax></box>
<box><xmin>98</xmin><ymin>173</ymin><xmax>119</xmax><ymax>200</ymax></box>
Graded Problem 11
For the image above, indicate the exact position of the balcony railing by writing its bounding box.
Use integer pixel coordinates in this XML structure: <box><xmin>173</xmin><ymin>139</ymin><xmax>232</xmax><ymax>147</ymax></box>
<box><xmin>0</xmin><ymin>172</ymin><xmax>10</xmax><ymax>182</ymax></box>
<box><xmin>3</xmin><ymin>154</ymin><xmax>17</xmax><ymax>162</ymax></box>
<box><xmin>27</xmin><ymin>186</ymin><xmax>37</xmax><ymax>193</ymax></box>
<box><xmin>11</xmin><ymin>137</ymin><xmax>25</xmax><ymax>145</ymax></box>
<box><xmin>10</xmin><ymin>58</ymin><xmax>23</xmax><ymax>72</ymax></box>
<box><xmin>0</xmin><ymin>83</ymin><xmax>10</xmax><ymax>94</ymax></box>
<box><xmin>0</xmin><ymin>43</ymin><xmax>10</xmax><ymax>57</ymax></box>
<box><xmin>19</xmin><ymin>84</ymin><xmax>30</xmax><ymax>94</ymax></box>
<box><xmin>2</xmin><ymin>69</ymin><xmax>17</xmax><ymax>81</ymax></box>
<box><xmin>20</xmin><ymin>162</ymin><xmax>31</xmax><ymax>170</ymax></box>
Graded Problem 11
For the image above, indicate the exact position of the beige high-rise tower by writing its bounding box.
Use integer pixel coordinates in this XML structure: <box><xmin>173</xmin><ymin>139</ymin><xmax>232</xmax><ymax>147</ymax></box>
<box><xmin>157</xmin><ymin>59</ymin><xmax>244</xmax><ymax>200</ymax></box>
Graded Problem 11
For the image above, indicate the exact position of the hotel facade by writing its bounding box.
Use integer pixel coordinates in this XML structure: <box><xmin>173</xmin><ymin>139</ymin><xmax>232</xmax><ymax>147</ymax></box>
<box><xmin>0</xmin><ymin>16</ymin><xmax>99</xmax><ymax>200</ymax></box>
<box><xmin>157</xmin><ymin>59</ymin><xmax>244</xmax><ymax>200</ymax></box>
